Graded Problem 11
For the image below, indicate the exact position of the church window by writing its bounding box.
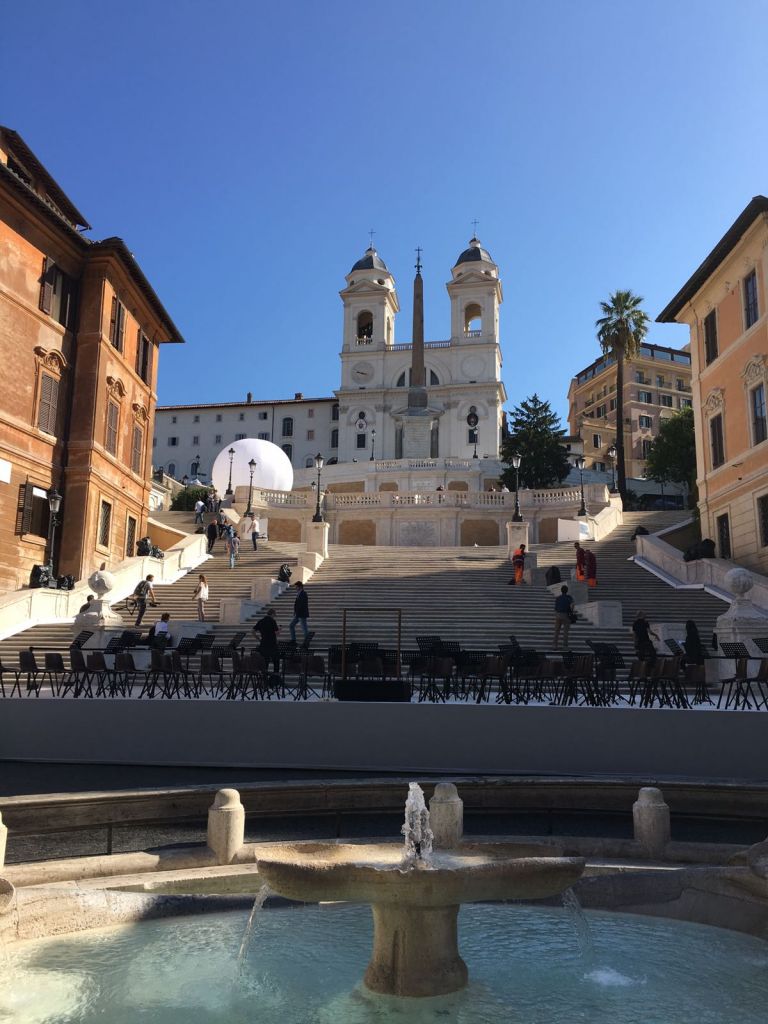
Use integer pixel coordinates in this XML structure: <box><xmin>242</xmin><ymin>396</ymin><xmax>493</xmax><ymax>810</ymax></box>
<box><xmin>464</xmin><ymin>303</ymin><xmax>482</xmax><ymax>336</ymax></box>
<box><xmin>430</xmin><ymin>370</ymin><xmax>440</xmax><ymax>386</ymax></box>
<box><xmin>332</xmin><ymin>403</ymin><xmax>339</xmax><ymax>421</ymax></box>
<box><xmin>330</xmin><ymin>428</ymin><xmax>338</xmax><ymax>449</ymax></box>
<box><xmin>356</xmin><ymin>310</ymin><xmax>373</xmax><ymax>341</ymax></box>
<box><xmin>282</xmin><ymin>417</ymin><xmax>294</xmax><ymax>437</ymax></box>
<box><xmin>356</xmin><ymin>433</ymin><xmax>367</xmax><ymax>449</ymax></box>
<box><xmin>281</xmin><ymin>443</ymin><xmax>293</xmax><ymax>461</ymax></box>
<box><xmin>396</xmin><ymin>371</ymin><xmax>406</xmax><ymax>388</ymax></box>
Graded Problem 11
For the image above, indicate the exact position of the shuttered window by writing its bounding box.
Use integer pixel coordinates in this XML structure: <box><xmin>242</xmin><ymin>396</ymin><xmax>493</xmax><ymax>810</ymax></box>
<box><xmin>37</xmin><ymin>373</ymin><xmax>60</xmax><ymax>435</ymax></box>
<box><xmin>126</xmin><ymin>515</ymin><xmax>137</xmax><ymax>557</ymax></box>
<box><xmin>106</xmin><ymin>402</ymin><xmax>119</xmax><ymax>456</ymax></box>
<box><xmin>109</xmin><ymin>296</ymin><xmax>126</xmax><ymax>351</ymax></box>
<box><xmin>131</xmin><ymin>424</ymin><xmax>144</xmax><ymax>474</ymax></box>
<box><xmin>744</xmin><ymin>270</ymin><xmax>759</xmax><ymax>329</ymax></box>
<box><xmin>39</xmin><ymin>256</ymin><xmax>56</xmax><ymax>314</ymax></box>
<box><xmin>136</xmin><ymin>331</ymin><xmax>151</xmax><ymax>383</ymax></box>
<box><xmin>16</xmin><ymin>483</ymin><xmax>50</xmax><ymax>537</ymax></box>
<box><xmin>710</xmin><ymin>414</ymin><xmax>725</xmax><ymax>469</ymax></box>
<box><xmin>98</xmin><ymin>500</ymin><xmax>112</xmax><ymax>548</ymax></box>
<box><xmin>39</xmin><ymin>257</ymin><xmax>78</xmax><ymax>329</ymax></box>
<box><xmin>704</xmin><ymin>311</ymin><xmax>718</xmax><ymax>365</ymax></box>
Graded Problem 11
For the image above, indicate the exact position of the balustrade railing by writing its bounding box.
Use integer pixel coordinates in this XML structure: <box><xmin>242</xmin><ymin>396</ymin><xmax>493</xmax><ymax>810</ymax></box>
<box><xmin>256</xmin><ymin>490</ymin><xmax>309</xmax><ymax>506</ymax></box>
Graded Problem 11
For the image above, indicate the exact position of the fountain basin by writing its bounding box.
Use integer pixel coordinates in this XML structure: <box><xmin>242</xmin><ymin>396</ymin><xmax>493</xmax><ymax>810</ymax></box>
<box><xmin>256</xmin><ymin>840</ymin><xmax>585</xmax><ymax>996</ymax></box>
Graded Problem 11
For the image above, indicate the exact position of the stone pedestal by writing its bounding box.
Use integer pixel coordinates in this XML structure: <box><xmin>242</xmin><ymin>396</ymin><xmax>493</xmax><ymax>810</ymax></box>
<box><xmin>505</xmin><ymin>521</ymin><xmax>530</xmax><ymax>558</ymax></box>
<box><xmin>365</xmin><ymin>903</ymin><xmax>467</xmax><ymax>997</ymax></box>
<box><xmin>307</xmin><ymin>521</ymin><xmax>329</xmax><ymax>559</ymax></box>
<box><xmin>72</xmin><ymin>566</ymin><xmax>123</xmax><ymax>633</ymax></box>
<box><xmin>633</xmin><ymin>787</ymin><xmax>670</xmax><ymax>859</ymax></box>
<box><xmin>207</xmin><ymin>789</ymin><xmax>245</xmax><ymax>864</ymax></box>
<box><xmin>429</xmin><ymin>783</ymin><xmax>463</xmax><ymax>849</ymax></box>
<box><xmin>251</xmin><ymin>578</ymin><xmax>286</xmax><ymax>604</ymax></box>
<box><xmin>0</xmin><ymin>812</ymin><xmax>7</xmax><ymax>869</ymax></box>
<box><xmin>402</xmin><ymin>416</ymin><xmax>432</xmax><ymax>459</ymax></box>
<box><xmin>715</xmin><ymin>568</ymin><xmax>768</xmax><ymax>648</ymax></box>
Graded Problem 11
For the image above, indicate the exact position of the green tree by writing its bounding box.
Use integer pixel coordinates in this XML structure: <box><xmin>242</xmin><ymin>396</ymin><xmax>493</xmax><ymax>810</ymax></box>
<box><xmin>500</xmin><ymin>394</ymin><xmax>571</xmax><ymax>489</ymax></box>
<box><xmin>645</xmin><ymin>407</ymin><xmax>697</xmax><ymax>507</ymax></box>
<box><xmin>595</xmin><ymin>289</ymin><xmax>650</xmax><ymax>504</ymax></box>
<box><xmin>170</xmin><ymin>485</ymin><xmax>212</xmax><ymax>512</ymax></box>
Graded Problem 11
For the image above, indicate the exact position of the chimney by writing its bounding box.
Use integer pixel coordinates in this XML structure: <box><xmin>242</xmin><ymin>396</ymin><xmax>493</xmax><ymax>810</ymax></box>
<box><xmin>246</xmin><ymin>392</ymin><xmax>253</xmax><ymax>404</ymax></box>
<box><xmin>294</xmin><ymin>392</ymin><xmax>303</xmax><ymax>400</ymax></box>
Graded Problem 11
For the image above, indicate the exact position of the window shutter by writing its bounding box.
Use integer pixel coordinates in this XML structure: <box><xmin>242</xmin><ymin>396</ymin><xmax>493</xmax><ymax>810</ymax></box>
<box><xmin>37</xmin><ymin>373</ymin><xmax>59</xmax><ymax>435</ymax></box>
<box><xmin>132</xmin><ymin>425</ymin><xmax>144</xmax><ymax>474</ymax></box>
<box><xmin>106</xmin><ymin>402</ymin><xmax>119</xmax><ymax>455</ymax></box>
<box><xmin>39</xmin><ymin>257</ymin><xmax>55</xmax><ymax>314</ymax></box>
<box><xmin>117</xmin><ymin>302</ymin><xmax>125</xmax><ymax>351</ymax></box>
<box><xmin>135</xmin><ymin>329</ymin><xmax>142</xmax><ymax>375</ymax></box>
<box><xmin>109</xmin><ymin>296</ymin><xmax>118</xmax><ymax>345</ymax></box>
<box><xmin>15</xmin><ymin>483</ymin><xmax>33</xmax><ymax>536</ymax></box>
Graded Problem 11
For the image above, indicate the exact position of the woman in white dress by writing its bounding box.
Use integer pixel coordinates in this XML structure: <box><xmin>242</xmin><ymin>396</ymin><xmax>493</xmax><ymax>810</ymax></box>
<box><xmin>193</xmin><ymin>574</ymin><xmax>209</xmax><ymax>621</ymax></box>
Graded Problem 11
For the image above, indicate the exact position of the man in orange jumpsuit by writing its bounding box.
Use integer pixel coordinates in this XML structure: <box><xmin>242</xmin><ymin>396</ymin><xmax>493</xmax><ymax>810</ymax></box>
<box><xmin>574</xmin><ymin>541</ymin><xmax>586</xmax><ymax>582</ymax></box>
<box><xmin>510</xmin><ymin>543</ymin><xmax>526</xmax><ymax>585</ymax></box>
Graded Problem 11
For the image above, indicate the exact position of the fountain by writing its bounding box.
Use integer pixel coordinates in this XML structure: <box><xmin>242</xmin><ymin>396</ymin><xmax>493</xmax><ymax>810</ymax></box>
<box><xmin>256</xmin><ymin>782</ymin><xmax>585</xmax><ymax>997</ymax></box>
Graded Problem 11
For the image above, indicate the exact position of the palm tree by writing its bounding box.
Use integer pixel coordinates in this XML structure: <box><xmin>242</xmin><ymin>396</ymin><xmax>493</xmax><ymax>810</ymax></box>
<box><xmin>595</xmin><ymin>290</ymin><xmax>650</xmax><ymax>504</ymax></box>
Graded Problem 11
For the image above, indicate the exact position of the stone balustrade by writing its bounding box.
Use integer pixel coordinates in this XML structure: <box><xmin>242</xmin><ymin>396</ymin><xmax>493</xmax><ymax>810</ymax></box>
<box><xmin>374</xmin><ymin>458</ymin><xmax>474</xmax><ymax>471</ymax></box>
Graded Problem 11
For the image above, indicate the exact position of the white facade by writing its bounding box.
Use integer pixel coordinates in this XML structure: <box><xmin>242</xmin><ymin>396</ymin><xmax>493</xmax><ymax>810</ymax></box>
<box><xmin>153</xmin><ymin>237</ymin><xmax>507</xmax><ymax>485</ymax></box>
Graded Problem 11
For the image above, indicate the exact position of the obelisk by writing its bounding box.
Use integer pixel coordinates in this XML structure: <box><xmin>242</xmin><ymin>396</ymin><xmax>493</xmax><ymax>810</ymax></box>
<box><xmin>402</xmin><ymin>249</ymin><xmax>432</xmax><ymax>457</ymax></box>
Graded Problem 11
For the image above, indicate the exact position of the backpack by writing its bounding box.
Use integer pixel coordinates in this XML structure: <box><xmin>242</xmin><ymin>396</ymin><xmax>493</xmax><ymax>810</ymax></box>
<box><xmin>134</xmin><ymin>580</ymin><xmax>150</xmax><ymax>598</ymax></box>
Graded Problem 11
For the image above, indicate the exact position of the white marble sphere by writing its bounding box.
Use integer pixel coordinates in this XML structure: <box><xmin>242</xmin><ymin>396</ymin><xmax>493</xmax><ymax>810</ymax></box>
<box><xmin>88</xmin><ymin>567</ymin><xmax>115</xmax><ymax>597</ymax></box>
<box><xmin>211</xmin><ymin>439</ymin><xmax>294</xmax><ymax>496</ymax></box>
<box><xmin>725</xmin><ymin>567</ymin><xmax>754</xmax><ymax>600</ymax></box>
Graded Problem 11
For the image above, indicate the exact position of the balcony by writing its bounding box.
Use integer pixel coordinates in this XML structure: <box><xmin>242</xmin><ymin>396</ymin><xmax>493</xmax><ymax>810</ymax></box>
<box><xmin>355</xmin><ymin>336</ymin><xmax>375</xmax><ymax>346</ymax></box>
<box><xmin>464</xmin><ymin>329</ymin><xmax>482</xmax><ymax>338</ymax></box>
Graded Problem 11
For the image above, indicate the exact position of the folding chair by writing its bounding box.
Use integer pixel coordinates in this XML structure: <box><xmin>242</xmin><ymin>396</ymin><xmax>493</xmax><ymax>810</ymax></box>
<box><xmin>18</xmin><ymin>650</ymin><xmax>42</xmax><ymax>697</ymax></box>
<box><xmin>0</xmin><ymin>659</ymin><xmax>20</xmax><ymax>698</ymax></box>
<box><xmin>43</xmin><ymin>653</ymin><xmax>71</xmax><ymax>697</ymax></box>
<box><xmin>88</xmin><ymin>651</ymin><xmax>117</xmax><ymax>697</ymax></box>
<box><xmin>68</xmin><ymin>647</ymin><xmax>94</xmax><ymax>698</ymax></box>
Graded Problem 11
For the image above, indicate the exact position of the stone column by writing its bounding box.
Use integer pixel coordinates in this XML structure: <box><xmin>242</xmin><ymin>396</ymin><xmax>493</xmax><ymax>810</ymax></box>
<box><xmin>307</xmin><ymin>521</ymin><xmax>329</xmax><ymax>559</ymax></box>
<box><xmin>632</xmin><ymin>787</ymin><xmax>670</xmax><ymax>859</ymax></box>
<box><xmin>505</xmin><ymin>521</ymin><xmax>529</xmax><ymax>559</ymax></box>
<box><xmin>0</xmin><ymin>812</ymin><xmax>6</xmax><ymax>868</ymax></box>
<box><xmin>207</xmin><ymin>789</ymin><xmax>245</xmax><ymax>864</ymax></box>
<box><xmin>429</xmin><ymin>782</ymin><xmax>463</xmax><ymax>849</ymax></box>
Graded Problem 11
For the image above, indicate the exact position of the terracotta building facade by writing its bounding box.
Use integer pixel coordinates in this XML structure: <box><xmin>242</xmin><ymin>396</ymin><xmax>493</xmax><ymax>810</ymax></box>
<box><xmin>659</xmin><ymin>196</ymin><xmax>768</xmax><ymax>573</ymax></box>
<box><xmin>567</xmin><ymin>342</ymin><xmax>693</xmax><ymax>480</ymax></box>
<box><xmin>0</xmin><ymin>127</ymin><xmax>183</xmax><ymax>592</ymax></box>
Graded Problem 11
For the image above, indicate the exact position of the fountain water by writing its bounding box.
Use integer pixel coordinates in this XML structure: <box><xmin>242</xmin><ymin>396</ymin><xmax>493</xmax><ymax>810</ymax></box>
<box><xmin>561</xmin><ymin>887</ymin><xmax>595</xmax><ymax>966</ymax></box>
<box><xmin>235</xmin><ymin>883</ymin><xmax>271</xmax><ymax>980</ymax></box>
<box><xmin>401</xmin><ymin>783</ymin><xmax>433</xmax><ymax>867</ymax></box>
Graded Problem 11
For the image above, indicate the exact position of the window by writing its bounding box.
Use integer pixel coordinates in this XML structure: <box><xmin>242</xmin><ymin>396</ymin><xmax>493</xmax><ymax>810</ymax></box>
<box><xmin>676</xmin><ymin>378</ymin><xmax>686</xmax><ymax>391</ymax></box>
<box><xmin>131</xmin><ymin>425</ymin><xmax>144</xmax><ymax>474</ymax></box>
<box><xmin>98</xmin><ymin>499</ymin><xmax>112</xmax><ymax>548</ymax></box>
<box><xmin>39</xmin><ymin>257</ymin><xmax>77</xmax><ymax>330</ymax></box>
<box><xmin>430</xmin><ymin>370</ymin><xmax>440</xmax><ymax>386</ymax></box>
<box><xmin>152</xmin><ymin>437</ymin><xmax>157</xmax><ymax>447</ymax></box>
<box><xmin>238</xmin><ymin>413</ymin><xmax>244</xmax><ymax>421</ymax></box>
<box><xmin>216</xmin><ymin>414</ymin><xmax>222</xmax><ymax>422</ymax></box>
<box><xmin>656</xmin><ymin>375</ymin><xmax>665</xmax><ymax>388</ymax></box>
<box><xmin>356</xmin><ymin>310</ymin><xmax>373</xmax><ymax>340</ymax></box>
<box><xmin>594</xmin><ymin>462</ymin><xmax>606</xmax><ymax>472</ymax></box>
<box><xmin>258</xmin><ymin>432</ymin><xmax>270</xmax><ymax>440</ymax></box>
<box><xmin>751</xmin><ymin>384</ymin><xmax>767</xmax><ymax>444</ymax></box>
<box><xmin>307</xmin><ymin>429</ymin><xmax>315</xmax><ymax>441</ymax></box>
<box><xmin>168</xmin><ymin>436</ymin><xmax>178</xmax><ymax>446</ymax></box>
<box><xmin>171</xmin><ymin>416</ymin><xmax>177</xmax><ymax>424</ymax></box>
<box><xmin>464</xmin><ymin>303</ymin><xmax>482</xmax><ymax>334</ymax></box>
<box><xmin>258</xmin><ymin>411</ymin><xmax>268</xmax><ymax>420</ymax></box>
<box><xmin>191</xmin><ymin>435</ymin><xmax>199</xmax><ymax>446</ymax></box>
<box><xmin>308</xmin><ymin>408</ymin><xmax>314</xmax><ymax>419</ymax></box>
<box><xmin>281</xmin><ymin>443</ymin><xmax>293</xmax><ymax>460</ymax></box>
<box><xmin>680</xmin><ymin>398</ymin><xmax>692</xmax><ymax>409</ymax></box>
<box><xmin>193</xmin><ymin>415</ymin><xmax>200</xmax><ymax>423</ymax></box>
<box><xmin>641</xmin><ymin>439</ymin><xmax>653</xmax><ymax>458</ymax></box>
<box><xmin>660</xmin><ymin>394</ymin><xmax>673</xmax><ymax>408</ymax></box>
<box><xmin>109</xmin><ymin>296</ymin><xmax>126</xmax><ymax>352</ymax></box>
<box><xmin>592</xmin><ymin>433</ymin><xmax>601</xmax><ymax>449</ymax></box>
<box><xmin>609</xmin><ymin>398</ymin><xmax>617</xmax><ymax>412</ymax></box>
<box><xmin>136</xmin><ymin>332</ymin><xmax>151</xmax><ymax>383</ymax></box>
<box><xmin>595</xmin><ymin>404</ymin><xmax>606</xmax><ymax>418</ymax></box>
<box><xmin>167</xmin><ymin>462</ymin><xmax>176</xmax><ymax>477</ymax></box>
<box><xmin>215</xmin><ymin>434</ymin><xmax>222</xmax><ymax>444</ymax></box>
<box><xmin>716</xmin><ymin>513</ymin><xmax>731</xmax><ymax>559</ymax></box>
<box><xmin>106</xmin><ymin>402</ymin><xmax>119</xmax><ymax>456</ymax></box>
<box><xmin>282</xmin><ymin>417</ymin><xmax>294</xmax><ymax>437</ymax></box>
<box><xmin>639</xmin><ymin>415</ymin><xmax>653</xmax><ymax>429</ymax></box>
<box><xmin>235</xmin><ymin>433</ymin><xmax>245</xmax><ymax>441</ymax></box>
<box><xmin>126</xmin><ymin>515</ymin><xmax>137</xmax><ymax>557</ymax></box>
<box><xmin>704</xmin><ymin>310</ymin><xmax>718</xmax><ymax>365</ymax></box>
<box><xmin>396</xmin><ymin>372</ymin><xmax>406</xmax><ymax>387</ymax></box>
<box><xmin>710</xmin><ymin>414</ymin><xmax>725</xmax><ymax>468</ymax></box>
<box><xmin>330</xmin><ymin>428</ymin><xmax>338</xmax><ymax>448</ymax></box>
<box><xmin>37</xmin><ymin>373</ymin><xmax>60</xmax><ymax>435</ymax></box>
<box><xmin>468</xmin><ymin>428</ymin><xmax>478</xmax><ymax>444</ymax></box>
<box><xmin>635</xmin><ymin>371</ymin><xmax>648</xmax><ymax>384</ymax></box>
<box><xmin>17</xmin><ymin>484</ymin><xmax>51</xmax><ymax>538</ymax></box>
<box><xmin>332</xmin><ymin>403</ymin><xmax>339</xmax><ymax>421</ymax></box>
<box><xmin>356</xmin><ymin>433</ymin><xmax>367</xmax><ymax>449</ymax></box>
<box><xmin>758</xmin><ymin>495</ymin><xmax>768</xmax><ymax>548</ymax></box>
<box><xmin>305</xmin><ymin>456</ymin><xmax>315</xmax><ymax>468</ymax></box>
<box><xmin>744</xmin><ymin>270</ymin><xmax>759</xmax><ymax>329</ymax></box>
<box><xmin>638</xmin><ymin>390</ymin><xmax>653</xmax><ymax>404</ymax></box>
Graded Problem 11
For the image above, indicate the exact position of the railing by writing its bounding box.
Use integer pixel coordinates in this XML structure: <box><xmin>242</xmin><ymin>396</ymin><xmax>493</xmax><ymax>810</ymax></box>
<box><xmin>325</xmin><ymin>489</ymin><xmax>595</xmax><ymax>510</ymax></box>
<box><xmin>464</xmin><ymin>330</ymin><xmax>482</xmax><ymax>338</ymax></box>
<box><xmin>529</xmin><ymin>488</ymin><xmax>583</xmax><ymax>505</ymax></box>
<box><xmin>256</xmin><ymin>490</ymin><xmax>309</xmax><ymax>507</ymax></box>
<box><xmin>374</xmin><ymin>458</ymin><xmax>473</xmax><ymax>471</ymax></box>
<box><xmin>389</xmin><ymin>341</ymin><xmax>452</xmax><ymax>351</ymax></box>
<box><xmin>355</xmin><ymin>336</ymin><xmax>374</xmax><ymax>346</ymax></box>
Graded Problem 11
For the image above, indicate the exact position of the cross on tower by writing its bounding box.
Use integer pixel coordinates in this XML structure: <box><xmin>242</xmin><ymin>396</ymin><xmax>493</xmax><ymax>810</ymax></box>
<box><xmin>368</xmin><ymin>228</ymin><xmax>375</xmax><ymax>248</ymax></box>
<box><xmin>471</xmin><ymin>219</ymin><xmax>479</xmax><ymax>238</ymax></box>
<box><xmin>415</xmin><ymin>246</ymin><xmax>422</xmax><ymax>274</ymax></box>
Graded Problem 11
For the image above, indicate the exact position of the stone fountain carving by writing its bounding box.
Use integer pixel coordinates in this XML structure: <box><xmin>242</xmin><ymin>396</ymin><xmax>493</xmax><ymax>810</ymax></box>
<box><xmin>72</xmin><ymin>564</ymin><xmax>124</xmax><ymax>633</ymax></box>
<box><xmin>256</xmin><ymin>782</ymin><xmax>584</xmax><ymax>997</ymax></box>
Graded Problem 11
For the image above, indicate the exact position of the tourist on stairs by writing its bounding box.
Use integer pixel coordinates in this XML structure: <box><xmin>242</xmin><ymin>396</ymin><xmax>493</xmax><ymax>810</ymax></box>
<box><xmin>289</xmin><ymin>581</ymin><xmax>310</xmax><ymax>646</ymax></box>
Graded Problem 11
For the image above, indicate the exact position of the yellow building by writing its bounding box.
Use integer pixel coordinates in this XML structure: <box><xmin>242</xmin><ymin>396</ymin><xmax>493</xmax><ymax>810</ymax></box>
<box><xmin>658</xmin><ymin>196</ymin><xmax>768</xmax><ymax>572</ymax></box>
<box><xmin>567</xmin><ymin>343</ymin><xmax>692</xmax><ymax>480</ymax></box>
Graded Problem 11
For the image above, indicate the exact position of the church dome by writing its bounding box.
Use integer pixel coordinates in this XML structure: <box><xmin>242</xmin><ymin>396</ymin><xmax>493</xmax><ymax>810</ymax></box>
<box><xmin>454</xmin><ymin>236</ymin><xmax>494</xmax><ymax>267</ymax></box>
<box><xmin>350</xmin><ymin>246</ymin><xmax>388</xmax><ymax>273</ymax></box>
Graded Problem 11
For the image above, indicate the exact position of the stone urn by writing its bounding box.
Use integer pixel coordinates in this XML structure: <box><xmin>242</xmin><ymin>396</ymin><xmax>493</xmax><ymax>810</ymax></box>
<box><xmin>72</xmin><ymin>564</ymin><xmax>124</xmax><ymax>633</ymax></box>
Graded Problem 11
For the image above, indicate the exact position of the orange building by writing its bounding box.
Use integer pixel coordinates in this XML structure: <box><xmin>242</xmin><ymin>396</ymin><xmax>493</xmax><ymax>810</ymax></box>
<box><xmin>0</xmin><ymin>127</ymin><xmax>183</xmax><ymax>591</ymax></box>
<box><xmin>658</xmin><ymin>196</ymin><xmax>768</xmax><ymax>572</ymax></box>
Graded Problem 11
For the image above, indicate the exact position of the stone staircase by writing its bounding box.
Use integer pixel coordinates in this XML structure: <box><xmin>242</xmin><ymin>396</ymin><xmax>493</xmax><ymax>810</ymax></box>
<box><xmin>0</xmin><ymin>511</ymin><xmax>727</xmax><ymax>670</ymax></box>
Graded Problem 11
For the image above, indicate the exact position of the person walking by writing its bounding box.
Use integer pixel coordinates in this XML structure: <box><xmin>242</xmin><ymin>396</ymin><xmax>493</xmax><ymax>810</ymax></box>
<box><xmin>193</xmin><ymin>574</ymin><xmax>209</xmax><ymax>621</ymax></box>
<box><xmin>574</xmin><ymin>541</ymin><xmax>586</xmax><ymax>582</ymax></box>
<box><xmin>205</xmin><ymin>519</ymin><xmax>218</xmax><ymax>554</ymax></box>
<box><xmin>632</xmin><ymin>610</ymin><xmax>659</xmax><ymax>663</ymax></box>
<box><xmin>254</xmin><ymin>608</ymin><xmax>280</xmax><ymax>673</ymax></box>
<box><xmin>585</xmin><ymin>547</ymin><xmax>597</xmax><ymax>588</ymax></box>
<box><xmin>133</xmin><ymin>574</ymin><xmax>156</xmax><ymax>627</ymax></box>
<box><xmin>249</xmin><ymin>514</ymin><xmax>260</xmax><ymax>551</ymax></box>
<box><xmin>553</xmin><ymin>585</ymin><xmax>575</xmax><ymax>650</ymax></box>
<box><xmin>289</xmin><ymin>581</ymin><xmax>309</xmax><ymax>646</ymax></box>
<box><xmin>217</xmin><ymin>511</ymin><xmax>228</xmax><ymax>539</ymax></box>
<box><xmin>194</xmin><ymin>498</ymin><xmax>205</xmax><ymax>525</ymax></box>
<box><xmin>227</xmin><ymin>530</ymin><xmax>240</xmax><ymax>569</ymax></box>
<box><xmin>508</xmin><ymin>543</ymin><xmax>526</xmax><ymax>585</ymax></box>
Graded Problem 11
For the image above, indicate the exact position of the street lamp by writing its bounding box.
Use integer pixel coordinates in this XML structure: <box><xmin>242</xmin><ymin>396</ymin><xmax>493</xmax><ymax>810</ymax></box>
<box><xmin>225</xmin><ymin>447</ymin><xmax>235</xmax><ymax>496</ymax></box>
<box><xmin>46</xmin><ymin>488</ymin><xmax>62</xmax><ymax>575</ymax></box>
<box><xmin>370</xmin><ymin>428</ymin><xmax>376</xmax><ymax>461</ymax></box>
<box><xmin>575</xmin><ymin>455</ymin><xmax>587</xmax><ymax>516</ymax></box>
<box><xmin>511</xmin><ymin>453</ymin><xmax>523</xmax><ymax>522</ymax></box>
<box><xmin>245</xmin><ymin>458</ymin><xmax>257</xmax><ymax>516</ymax></box>
<box><xmin>607</xmin><ymin>444</ymin><xmax>618</xmax><ymax>494</ymax></box>
<box><xmin>312</xmin><ymin>452</ymin><xmax>324</xmax><ymax>523</ymax></box>
<box><xmin>182</xmin><ymin>475</ymin><xmax>189</xmax><ymax>490</ymax></box>
<box><xmin>472</xmin><ymin>430</ymin><xmax>479</xmax><ymax>459</ymax></box>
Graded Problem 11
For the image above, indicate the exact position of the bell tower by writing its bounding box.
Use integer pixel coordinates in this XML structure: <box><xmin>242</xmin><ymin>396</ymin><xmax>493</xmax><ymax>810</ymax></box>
<box><xmin>339</xmin><ymin>246</ymin><xmax>399</xmax><ymax>355</ymax></box>
<box><xmin>447</xmin><ymin>236</ymin><xmax>502</xmax><ymax>344</ymax></box>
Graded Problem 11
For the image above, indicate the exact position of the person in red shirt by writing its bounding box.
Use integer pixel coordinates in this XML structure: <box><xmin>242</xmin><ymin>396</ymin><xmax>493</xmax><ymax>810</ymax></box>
<box><xmin>585</xmin><ymin>548</ymin><xmax>597</xmax><ymax>588</ymax></box>
<box><xmin>509</xmin><ymin>544</ymin><xmax>526</xmax><ymax>585</ymax></box>
<box><xmin>574</xmin><ymin>541</ymin><xmax>586</xmax><ymax>582</ymax></box>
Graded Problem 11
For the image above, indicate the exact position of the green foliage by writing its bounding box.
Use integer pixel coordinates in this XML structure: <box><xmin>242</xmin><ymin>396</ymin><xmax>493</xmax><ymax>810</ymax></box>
<box><xmin>646</xmin><ymin>407</ymin><xmax>697</xmax><ymax>504</ymax></box>
<box><xmin>500</xmin><ymin>394</ymin><xmax>571</xmax><ymax>489</ymax></box>
<box><xmin>170</xmin><ymin>486</ymin><xmax>212</xmax><ymax>512</ymax></box>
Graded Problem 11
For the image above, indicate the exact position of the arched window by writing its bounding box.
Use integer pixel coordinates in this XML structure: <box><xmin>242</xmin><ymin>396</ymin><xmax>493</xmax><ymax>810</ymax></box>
<box><xmin>331</xmin><ymin>403</ymin><xmax>340</xmax><ymax>421</ymax></box>
<box><xmin>396</xmin><ymin>371</ymin><xmax>406</xmax><ymax>387</ymax></box>
<box><xmin>430</xmin><ymin>370</ymin><xmax>440</xmax><ymax>386</ymax></box>
<box><xmin>167</xmin><ymin>462</ymin><xmax>176</xmax><ymax>478</ymax></box>
<box><xmin>397</xmin><ymin>368</ymin><xmax>439</xmax><ymax>387</ymax></box>
<box><xmin>356</xmin><ymin>310</ymin><xmax>373</xmax><ymax>341</ymax></box>
<box><xmin>281</xmin><ymin>443</ymin><xmax>293</xmax><ymax>461</ymax></box>
<box><xmin>330</xmin><ymin>428</ymin><xmax>339</xmax><ymax>449</ymax></box>
<box><xmin>464</xmin><ymin>303</ymin><xmax>482</xmax><ymax>335</ymax></box>
<box><xmin>282</xmin><ymin>417</ymin><xmax>293</xmax><ymax>437</ymax></box>
<box><xmin>305</xmin><ymin>455</ymin><xmax>315</xmax><ymax>468</ymax></box>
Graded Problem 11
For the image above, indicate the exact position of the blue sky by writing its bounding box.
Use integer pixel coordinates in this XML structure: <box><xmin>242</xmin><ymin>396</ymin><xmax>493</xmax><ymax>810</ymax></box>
<box><xmin>4</xmin><ymin>0</ymin><xmax>767</xmax><ymax>424</ymax></box>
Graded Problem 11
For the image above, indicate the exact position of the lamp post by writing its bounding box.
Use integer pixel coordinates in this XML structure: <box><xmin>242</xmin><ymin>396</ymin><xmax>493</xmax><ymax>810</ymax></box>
<box><xmin>182</xmin><ymin>475</ymin><xmax>189</xmax><ymax>491</ymax></box>
<box><xmin>511</xmin><ymin>453</ymin><xmax>523</xmax><ymax>522</ymax></box>
<box><xmin>575</xmin><ymin>455</ymin><xmax>587</xmax><ymax>516</ymax></box>
<box><xmin>472</xmin><ymin>430</ymin><xmax>478</xmax><ymax>459</ymax></box>
<box><xmin>245</xmin><ymin>459</ymin><xmax>257</xmax><ymax>516</ymax></box>
<box><xmin>225</xmin><ymin>447</ymin><xmax>235</xmax><ymax>496</ymax></box>
<box><xmin>370</xmin><ymin>428</ymin><xmax>376</xmax><ymax>461</ymax></box>
<box><xmin>312</xmin><ymin>452</ymin><xmax>324</xmax><ymax>523</ymax></box>
<box><xmin>46</xmin><ymin>488</ymin><xmax>62</xmax><ymax>576</ymax></box>
<box><xmin>607</xmin><ymin>444</ymin><xmax>618</xmax><ymax>494</ymax></box>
